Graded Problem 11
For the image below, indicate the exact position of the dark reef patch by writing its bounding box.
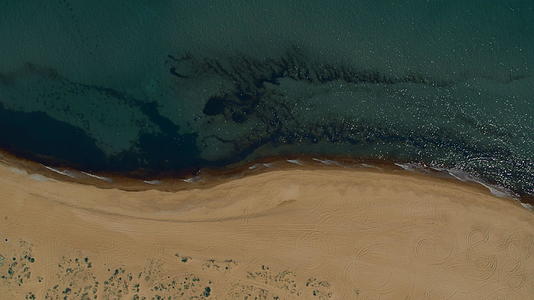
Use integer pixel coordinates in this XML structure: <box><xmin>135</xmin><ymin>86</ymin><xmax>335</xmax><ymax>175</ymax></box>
<box><xmin>0</xmin><ymin>102</ymin><xmax>108</xmax><ymax>170</ymax></box>
<box><xmin>169</xmin><ymin>47</ymin><xmax>452</xmax><ymax>124</ymax></box>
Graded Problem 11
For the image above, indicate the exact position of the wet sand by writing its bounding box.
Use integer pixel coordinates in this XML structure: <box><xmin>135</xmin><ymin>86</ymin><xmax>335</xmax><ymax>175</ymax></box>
<box><xmin>0</xmin><ymin>160</ymin><xmax>533</xmax><ymax>299</ymax></box>
<box><xmin>2</xmin><ymin>149</ymin><xmax>533</xmax><ymax>207</ymax></box>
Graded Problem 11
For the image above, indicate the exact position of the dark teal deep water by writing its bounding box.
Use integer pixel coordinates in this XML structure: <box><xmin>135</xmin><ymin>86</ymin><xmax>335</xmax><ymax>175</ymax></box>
<box><xmin>0</xmin><ymin>1</ymin><xmax>533</xmax><ymax>197</ymax></box>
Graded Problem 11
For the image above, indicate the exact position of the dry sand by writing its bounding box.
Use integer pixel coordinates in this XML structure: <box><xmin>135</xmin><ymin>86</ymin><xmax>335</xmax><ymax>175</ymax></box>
<box><xmin>0</xmin><ymin>162</ymin><xmax>533</xmax><ymax>300</ymax></box>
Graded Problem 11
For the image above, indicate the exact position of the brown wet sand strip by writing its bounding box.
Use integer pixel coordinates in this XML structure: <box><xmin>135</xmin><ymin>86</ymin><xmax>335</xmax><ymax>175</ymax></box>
<box><xmin>0</xmin><ymin>149</ymin><xmax>532</xmax><ymax>207</ymax></box>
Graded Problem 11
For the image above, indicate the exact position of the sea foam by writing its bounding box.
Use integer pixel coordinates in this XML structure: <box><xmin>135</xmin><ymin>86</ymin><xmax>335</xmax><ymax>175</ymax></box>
<box><xmin>143</xmin><ymin>180</ymin><xmax>162</xmax><ymax>185</ymax></box>
<box><xmin>43</xmin><ymin>165</ymin><xmax>77</xmax><ymax>178</ymax></box>
<box><xmin>287</xmin><ymin>159</ymin><xmax>303</xmax><ymax>165</ymax></box>
<box><xmin>80</xmin><ymin>171</ymin><xmax>113</xmax><ymax>182</ymax></box>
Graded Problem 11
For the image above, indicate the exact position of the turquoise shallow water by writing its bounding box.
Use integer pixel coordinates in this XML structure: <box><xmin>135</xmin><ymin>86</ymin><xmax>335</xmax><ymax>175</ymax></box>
<box><xmin>0</xmin><ymin>1</ymin><xmax>533</xmax><ymax>197</ymax></box>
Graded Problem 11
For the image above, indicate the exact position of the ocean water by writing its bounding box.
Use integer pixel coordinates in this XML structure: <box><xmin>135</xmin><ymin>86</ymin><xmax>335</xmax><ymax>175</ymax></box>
<box><xmin>0</xmin><ymin>1</ymin><xmax>533</xmax><ymax>197</ymax></box>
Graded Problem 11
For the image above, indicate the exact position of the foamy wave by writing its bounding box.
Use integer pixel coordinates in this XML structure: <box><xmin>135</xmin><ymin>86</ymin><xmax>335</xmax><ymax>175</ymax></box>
<box><xmin>393</xmin><ymin>163</ymin><xmax>517</xmax><ymax>199</ymax></box>
<box><xmin>248</xmin><ymin>163</ymin><xmax>274</xmax><ymax>170</ymax></box>
<box><xmin>440</xmin><ymin>168</ymin><xmax>515</xmax><ymax>198</ymax></box>
<box><xmin>43</xmin><ymin>165</ymin><xmax>77</xmax><ymax>178</ymax></box>
<box><xmin>312</xmin><ymin>158</ymin><xmax>342</xmax><ymax>166</ymax></box>
<box><xmin>435</xmin><ymin>167</ymin><xmax>472</xmax><ymax>182</ymax></box>
<box><xmin>287</xmin><ymin>159</ymin><xmax>303</xmax><ymax>165</ymax></box>
<box><xmin>182</xmin><ymin>176</ymin><xmax>201</xmax><ymax>183</ymax></box>
<box><xmin>477</xmin><ymin>181</ymin><xmax>516</xmax><ymax>198</ymax></box>
<box><xmin>394</xmin><ymin>162</ymin><xmax>421</xmax><ymax>171</ymax></box>
<box><xmin>80</xmin><ymin>171</ymin><xmax>113</xmax><ymax>182</ymax></box>
<box><xmin>394</xmin><ymin>163</ymin><xmax>439</xmax><ymax>175</ymax></box>
<box><xmin>143</xmin><ymin>180</ymin><xmax>162</xmax><ymax>185</ymax></box>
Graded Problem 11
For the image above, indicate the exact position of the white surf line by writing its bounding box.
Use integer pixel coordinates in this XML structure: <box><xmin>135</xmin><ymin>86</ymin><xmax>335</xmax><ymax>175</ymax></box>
<box><xmin>394</xmin><ymin>162</ymin><xmax>424</xmax><ymax>171</ymax></box>
<box><xmin>395</xmin><ymin>162</ymin><xmax>437</xmax><ymax>175</ymax></box>
<box><xmin>80</xmin><ymin>171</ymin><xmax>113</xmax><ymax>182</ymax></box>
<box><xmin>287</xmin><ymin>159</ymin><xmax>304</xmax><ymax>166</ymax></box>
<box><xmin>143</xmin><ymin>180</ymin><xmax>162</xmax><ymax>185</ymax></box>
<box><xmin>312</xmin><ymin>158</ymin><xmax>342</xmax><ymax>166</ymax></box>
<box><xmin>389</xmin><ymin>163</ymin><xmax>527</xmax><ymax>209</ymax></box>
<box><xmin>475</xmin><ymin>181</ymin><xmax>515</xmax><ymax>199</ymax></box>
<box><xmin>248</xmin><ymin>162</ymin><xmax>274</xmax><ymax>169</ymax></box>
<box><xmin>182</xmin><ymin>176</ymin><xmax>201</xmax><ymax>183</ymax></box>
<box><xmin>436</xmin><ymin>167</ymin><xmax>515</xmax><ymax>198</ymax></box>
<box><xmin>394</xmin><ymin>162</ymin><xmax>409</xmax><ymax>170</ymax></box>
<box><xmin>43</xmin><ymin>165</ymin><xmax>77</xmax><ymax>178</ymax></box>
<box><xmin>411</xmin><ymin>165</ymin><xmax>517</xmax><ymax>200</ymax></box>
<box><xmin>444</xmin><ymin>168</ymin><xmax>471</xmax><ymax>182</ymax></box>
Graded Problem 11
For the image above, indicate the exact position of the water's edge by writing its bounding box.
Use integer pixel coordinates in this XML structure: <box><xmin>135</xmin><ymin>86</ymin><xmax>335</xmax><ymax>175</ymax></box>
<box><xmin>1</xmin><ymin>149</ymin><xmax>532</xmax><ymax>211</ymax></box>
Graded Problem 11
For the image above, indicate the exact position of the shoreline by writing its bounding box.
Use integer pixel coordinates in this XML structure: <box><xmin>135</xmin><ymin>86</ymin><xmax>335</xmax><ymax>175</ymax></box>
<box><xmin>1</xmin><ymin>148</ymin><xmax>532</xmax><ymax>209</ymax></box>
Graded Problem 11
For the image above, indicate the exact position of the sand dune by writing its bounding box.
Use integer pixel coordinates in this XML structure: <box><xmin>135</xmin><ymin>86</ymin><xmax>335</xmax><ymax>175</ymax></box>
<box><xmin>0</xmin><ymin>162</ymin><xmax>533</xmax><ymax>299</ymax></box>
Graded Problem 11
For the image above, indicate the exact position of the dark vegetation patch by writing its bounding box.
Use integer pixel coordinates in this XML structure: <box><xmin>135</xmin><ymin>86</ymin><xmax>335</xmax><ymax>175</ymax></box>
<box><xmin>0</xmin><ymin>240</ymin><xmax>35</xmax><ymax>287</ymax></box>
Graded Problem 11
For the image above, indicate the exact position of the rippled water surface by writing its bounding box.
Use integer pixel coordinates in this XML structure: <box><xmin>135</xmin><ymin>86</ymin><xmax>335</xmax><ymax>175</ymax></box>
<box><xmin>0</xmin><ymin>1</ymin><xmax>532</xmax><ymax>197</ymax></box>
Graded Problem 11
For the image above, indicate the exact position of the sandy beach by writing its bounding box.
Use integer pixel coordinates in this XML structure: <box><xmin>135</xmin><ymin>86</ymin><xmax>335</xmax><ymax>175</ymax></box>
<box><xmin>0</xmin><ymin>161</ymin><xmax>533</xmax><ymax>299</ymax></box>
